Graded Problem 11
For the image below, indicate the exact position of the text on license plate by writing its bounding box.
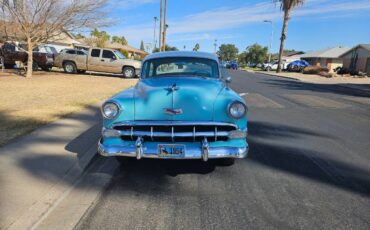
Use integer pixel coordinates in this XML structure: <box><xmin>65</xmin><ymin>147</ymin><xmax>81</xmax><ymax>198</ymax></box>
<box><xmin>158</xmin><ymin>144</ymin><xmax>185</xmax><ymax>157</ymax></box>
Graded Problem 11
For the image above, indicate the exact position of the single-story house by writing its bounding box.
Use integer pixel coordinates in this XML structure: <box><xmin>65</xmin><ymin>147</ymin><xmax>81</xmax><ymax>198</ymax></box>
<box><xmin>301</xmin><ymin>47</ymin><xmax>350</xmax><ymax>72</ymax></box>
<box><xmin>282</xmin><ymin>51</ymin><xmax>305</xmax><ymax>63</ymax></box>
<box><xmin>105</xmin><ymin>42</ymin><xmax>148</xmax><ymax>60</ymax></box>
<box><xmin>339</xmin><ymin>44</ymin><xmax>370</xmax><ymax>76</ymax></box>
<box><xmin>75</xmin><ymin>39</ymin><xmax>147</xmax><ymax>60</ymax></box>
<box><xmin>0</xmin><ymin>21</ymin><xmax>80</xmax><ymax>52</ymax></box>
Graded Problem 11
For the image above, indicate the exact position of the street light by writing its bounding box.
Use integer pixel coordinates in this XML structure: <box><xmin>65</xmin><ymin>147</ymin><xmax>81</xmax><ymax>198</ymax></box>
<box><xmin>153</xmin><ymin>17</ymin><xmax>158</xmax><ymax>51</ymax></box>
<box><xmin>214</xmin><ymin>39</ymin><xmax>218</xmax><ymax>53</ymax></box>
<box><xmin>263</xmin><ymin>20</ymin><xmax>273</xmax><ymax>71</ymax></box>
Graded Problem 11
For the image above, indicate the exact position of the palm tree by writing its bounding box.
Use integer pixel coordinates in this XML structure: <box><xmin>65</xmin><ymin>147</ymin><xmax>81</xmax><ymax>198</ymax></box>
<box><xmin>274</xmin><ymin>0</ymin><xmax>305</xmax><ymax>73</ymax></box>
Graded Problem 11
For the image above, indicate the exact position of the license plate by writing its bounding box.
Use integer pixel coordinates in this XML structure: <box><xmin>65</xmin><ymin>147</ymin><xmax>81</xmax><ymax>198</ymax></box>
<box><xmin>158</xmin><ymin>144</ymin><xmax>185</xmax><ymax>158</ymax></box>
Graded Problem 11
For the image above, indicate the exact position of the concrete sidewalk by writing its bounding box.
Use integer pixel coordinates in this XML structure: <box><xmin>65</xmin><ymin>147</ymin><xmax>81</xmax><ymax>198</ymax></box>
<box><xmin>0</xmin><ymin>105</ymin><xmax>103</xmax><ymax>229</ymax></box>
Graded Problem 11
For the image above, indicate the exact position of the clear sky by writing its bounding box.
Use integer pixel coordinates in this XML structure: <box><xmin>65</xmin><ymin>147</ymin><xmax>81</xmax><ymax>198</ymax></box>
<box><xmin>99</xmin><ymin>0</ymin><xmax>370</xmax><ymax>53</ymax></box>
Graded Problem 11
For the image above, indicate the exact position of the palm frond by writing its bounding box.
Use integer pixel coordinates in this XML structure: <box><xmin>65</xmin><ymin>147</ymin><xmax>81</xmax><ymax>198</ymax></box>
<box><xmin>273</xmin><ymin>0</ymin><xmax>305</xmax><ymax>11</ymax></box>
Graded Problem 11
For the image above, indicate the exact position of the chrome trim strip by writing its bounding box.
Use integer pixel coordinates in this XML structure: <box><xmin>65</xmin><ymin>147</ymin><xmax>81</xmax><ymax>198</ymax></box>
<box><xmin>98</xmin><ymin>139</ymin><xmax>248</xmax><ymax>159</ymax></box>
<box><xmin>111</xmin><ymin>121</ymin><xmax>238</xmax><ymax>129</ymax></box>
<box><xmin>111</xmin><ymin>130</ymin><xmax>230</xmax><ymax>137</ymax></box>
<box><xmin>171</xmin><ymin>126</ymin><xmax>174</xmax><ymax>142</ymax></box>
<box><xmin>202</xmin><ymin>137</ymin><xmax>209</xmax><ymax>162</ymax></box>
<box><xmin>135</xmin><ymin>137</ymin><xmax>143</xmax><ymax>160</ymax></box>
<box><xmin>193</xmin><ymin>126</ymin><xmax>196</xmax><ymax>142</ymax></box>
<box><xmin>215</xmin><ymin>127</ymin><xmax>218</xmax><ymax>141</ymax></box>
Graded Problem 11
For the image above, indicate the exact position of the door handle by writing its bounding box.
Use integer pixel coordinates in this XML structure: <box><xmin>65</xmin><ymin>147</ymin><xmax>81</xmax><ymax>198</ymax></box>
<box><xmin>101</xmin><ymin>59</ymin><xmax>105</xmax><ymax>62</ymax></box>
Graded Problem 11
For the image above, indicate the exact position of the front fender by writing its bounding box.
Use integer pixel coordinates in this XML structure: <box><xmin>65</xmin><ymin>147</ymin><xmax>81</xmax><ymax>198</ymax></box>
<box><xmin>213</xmin><ymin>87</ymin><xmax>247</xmax><ymax>130</ymax></box>
<box><xmin>103</xmin><ymin>87</ymin><xmax>135</xmax><ymax>128</ymax></box>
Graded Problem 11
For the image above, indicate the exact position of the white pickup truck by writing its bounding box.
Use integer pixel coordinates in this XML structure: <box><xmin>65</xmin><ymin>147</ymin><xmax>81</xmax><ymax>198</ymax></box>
<box><xmin>54</xmin><ymin>47</ymin><xmax>142</xmax><ymax>78</ymax></box>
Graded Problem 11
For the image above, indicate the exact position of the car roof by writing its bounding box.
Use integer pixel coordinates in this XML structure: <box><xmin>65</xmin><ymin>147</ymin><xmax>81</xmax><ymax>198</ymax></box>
<box><xmin>143</xmin><ymin>51</ymin><xmax>219</xmax><ymax>62</ymax></box>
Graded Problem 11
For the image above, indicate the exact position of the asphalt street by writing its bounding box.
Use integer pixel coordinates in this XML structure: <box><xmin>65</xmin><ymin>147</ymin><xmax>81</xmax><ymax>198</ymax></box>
<box><xmin>76</xmin><ymin>71</ymin><xmax>370</xmax><ymax>230</ymax></box>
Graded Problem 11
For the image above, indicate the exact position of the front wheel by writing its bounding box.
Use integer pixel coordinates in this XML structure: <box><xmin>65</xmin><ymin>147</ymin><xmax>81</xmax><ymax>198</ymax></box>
<box><xmin>0</xmin><ymin>56</ymin><xmax>4</xmax><ymax>69</ymax></box>
<box><xmin>122</xmin><ymin>66</ymin><xmax>135</xmax><ymax>78</ymax></box>
<box><xmin>63</xmin><ymin>62</ymin><xmax>77</xmax><ymax>74</ymax></box>
<box><xmin>213</xmin><ymin>158</ymin><xmax>235</xmax><ymax>166</ymax></box>
<box><xmin>115</xmin><ymin>156</ymin><xmax>137</xmax><ymax>165</ymax></box>
<box><xmin>32</xmin><ymin>62</ymin><xmax>39</xmax><ymax>71</ymax></box>
<box><xmin>41</xmin><ymin>66</ymin><xmax>52</xmax><ymax>72</ymax></box>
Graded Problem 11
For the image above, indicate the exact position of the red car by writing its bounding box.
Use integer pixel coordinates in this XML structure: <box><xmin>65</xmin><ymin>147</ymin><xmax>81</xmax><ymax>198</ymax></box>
<box><xmin>0</xmin><ymin>42</ymin><xmax>54</xmax><ymax>71</ymax></box>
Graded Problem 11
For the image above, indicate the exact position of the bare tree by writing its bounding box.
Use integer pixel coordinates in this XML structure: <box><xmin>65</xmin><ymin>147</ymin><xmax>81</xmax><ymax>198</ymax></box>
<box><xmin>0</xmin><ymin>0</ymin><xmax>108</xmax><ymax>77</ymax></box>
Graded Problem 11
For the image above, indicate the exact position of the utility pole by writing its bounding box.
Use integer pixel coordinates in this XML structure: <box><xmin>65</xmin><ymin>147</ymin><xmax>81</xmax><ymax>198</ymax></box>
<box><xmin>153</xmin><ymin>17</ymin><xmax>158</xmax><ymax>51</ymax></box>
<box><xmin>263</xmin><ymin>20</ymin><xmax>273</xmax><ymax>71</ymax></box>
<box><xmin>162</xmin><ymin>0</ymin><xmax>168</xmax><ymax>51</ymax></box>
<box><xmin>159</xmin><ymin>0</ymin><xmax>163</xmax><ymax>51</ymax></box>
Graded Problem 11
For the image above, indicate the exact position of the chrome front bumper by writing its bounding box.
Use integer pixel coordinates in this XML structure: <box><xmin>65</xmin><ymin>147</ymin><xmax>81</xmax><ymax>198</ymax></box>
<box><xmin>98</xmin><ymin>138</ymin><xmax>248</xmax><ymax>161</ymax></box>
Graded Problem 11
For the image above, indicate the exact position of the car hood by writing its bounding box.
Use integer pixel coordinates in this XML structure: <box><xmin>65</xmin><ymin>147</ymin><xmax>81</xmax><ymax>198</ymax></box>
<box><xmin>134</xmin><ymin>76</ymin><xmax>225</xmax><ymax>121</ymax></box>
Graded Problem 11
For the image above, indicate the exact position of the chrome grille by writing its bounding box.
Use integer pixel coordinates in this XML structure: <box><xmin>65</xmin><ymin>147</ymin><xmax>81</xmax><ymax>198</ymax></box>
<box><xmin>112</xmin><ymin>121</ymin><xmax>237</xmax><ymax>142</ymax></box>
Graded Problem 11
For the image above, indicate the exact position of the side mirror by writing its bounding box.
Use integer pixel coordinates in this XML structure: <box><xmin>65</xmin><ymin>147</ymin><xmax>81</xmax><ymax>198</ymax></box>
<box><xmin>225</xmin><ymin>76</ymin><xmax>232</xmax><ymax>83</ymax></box>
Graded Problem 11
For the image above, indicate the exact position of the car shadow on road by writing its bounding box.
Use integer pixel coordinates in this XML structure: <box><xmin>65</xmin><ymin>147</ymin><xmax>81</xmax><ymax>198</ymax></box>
<box><xmin>10</xmin><ymin>112</ymin><xmax>370</xmax><ymax>198</ymax></box>
<box><xmin>247</xmin><ymin>121</ymin><xmax>370</xmax><ymax>197</ymax></box>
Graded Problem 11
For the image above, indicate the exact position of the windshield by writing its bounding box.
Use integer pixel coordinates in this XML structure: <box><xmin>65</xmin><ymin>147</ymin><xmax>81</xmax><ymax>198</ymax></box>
<box><xmin>114</xmin><ymin>50</ymin><xmax>126</xmax><ymax>59</ymax></box>
<box><xmin>142</xmin><ymin>57</ymin><xmax>219</xmax><ymax>78</ymax></box>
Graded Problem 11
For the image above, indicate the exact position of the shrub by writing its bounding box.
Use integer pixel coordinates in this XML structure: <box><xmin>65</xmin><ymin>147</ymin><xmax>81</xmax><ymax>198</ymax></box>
<box><xmin>303</xmin><ymin>66</ymin><xmax>329</xmax><ymax>74</ymax></box>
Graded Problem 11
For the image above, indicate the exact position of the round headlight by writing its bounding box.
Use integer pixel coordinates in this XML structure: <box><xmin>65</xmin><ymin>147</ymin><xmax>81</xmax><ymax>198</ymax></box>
<box><xmin>228</xmin><ymin>101</ymin><xmax>247</xmax><ymax>119</ymax></box>
<box><xmin>102</xmin><ymin>102</ymin><xmax>120</xmax><ymax>119</ymax></box>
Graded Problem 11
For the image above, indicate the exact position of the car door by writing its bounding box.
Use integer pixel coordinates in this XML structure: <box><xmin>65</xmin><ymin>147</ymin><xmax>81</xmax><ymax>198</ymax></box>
<box><xmin>3</xmin><ymin>43</ymin><xmax>16</xmax><ymax>63</ymax></box>
<box><xmin>100</xmin><ymin>49</ymin><xmax>120</xmax><ymax>73</ymax></box>
<box><xmin>88</xmin><ymin>48</ymin><xmax>102</xmax><ymax>72</ymax></box>
<box><xmin>76</xmin><ymin>50</ymin><xmax>87</xmax><ymax>70</ymax></box>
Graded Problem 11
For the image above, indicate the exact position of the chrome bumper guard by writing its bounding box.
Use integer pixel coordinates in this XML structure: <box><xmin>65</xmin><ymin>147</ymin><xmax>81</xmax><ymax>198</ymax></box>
<box><xmin>98</xmin><ymin>137</ymin><xmax>248</xmax><ymax>161</ymax></box>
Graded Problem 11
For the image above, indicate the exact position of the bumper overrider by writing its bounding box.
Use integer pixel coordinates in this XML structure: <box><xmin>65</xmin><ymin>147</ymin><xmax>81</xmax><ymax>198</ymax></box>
<box><xmin>98</xmin><ymin>121</ymin><xmax>249</xmax><ymax>161</ymax></box>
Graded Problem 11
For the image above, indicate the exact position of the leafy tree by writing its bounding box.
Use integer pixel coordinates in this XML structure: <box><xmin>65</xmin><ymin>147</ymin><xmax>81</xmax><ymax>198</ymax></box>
<box><xmin>243</xmin><ymin>43</ymin><xmax>268</xmax><ymax>64</ymax></box>
<box><xmin>91</xmin><ymin>28</ymin><xmax>110</xmax><ymax>47</ymax></box>
<box><xmin>140</xmin><ymin>40</ymin><xmax>145</xmax><ymax>51</ymax></box>
<box><xmin>193</xmin><ymin>43</ymin><xmax>200</xmax><ymax>51</ymax></box>
<box><xmin>273</xmin><ymin>0</ymin><xmax>305</xmax><ymax>72</ymax></box>
<box><xmin>112</xmin><ymin>36</ymin><xmax>128</xmax><ymax>45</ymax></box>
<box><xmin>153</xmin><ymin>44</ymin><xmax>179</xmax><ymax>53</ymax></box>
<box><xmin>74</xmin><ymin>33</ymin><xmax>86</xmax><ymax>39</ymax></box>
<box><xmin>217</xmin><ymin>44</ymin><xmax>239</xmax><ymax>61</ymax></box>
<box><xmin>238</xmin><ymin>52</ymin><xmax>248</xmax><ymax>65</ymax></box>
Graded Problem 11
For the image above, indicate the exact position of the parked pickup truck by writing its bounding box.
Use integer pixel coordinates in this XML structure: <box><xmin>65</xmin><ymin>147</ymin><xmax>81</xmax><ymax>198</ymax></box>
<box><xmin>0</xmin><ymin>42</ymin><xmax>54</xmax><ymax>70</ymax></box>
<box><xmin>54</xmin><ymin>48</ymin><xmax>142</xmax><ymax>78</ymax></box>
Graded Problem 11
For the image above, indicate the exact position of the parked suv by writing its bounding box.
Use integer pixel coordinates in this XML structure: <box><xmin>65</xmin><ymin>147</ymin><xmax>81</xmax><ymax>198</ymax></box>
<box><xmin>54</xmin><ymin>48</ymin><xmax>141</xmax><ymax>78</ymax></box>
<box><xmin>0</xmin><ymin>42</ymin><xmax>54</xmax><ymax>70</ymax></box>
<box><xmin>262</xmin><ymin>61</ymin><xmax>289</xmax><ymax>71</ymax></box>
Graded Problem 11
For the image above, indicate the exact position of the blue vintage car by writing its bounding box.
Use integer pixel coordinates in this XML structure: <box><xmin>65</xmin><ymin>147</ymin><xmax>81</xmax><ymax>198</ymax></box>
<box><xmin>98</xmin><ymin>51</ymin><xmax>249</xmax><ymax>164</ymax></box>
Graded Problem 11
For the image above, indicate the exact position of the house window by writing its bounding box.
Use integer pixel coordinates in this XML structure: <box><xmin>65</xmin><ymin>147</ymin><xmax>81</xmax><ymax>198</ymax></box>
<box><xmin>91</xmin><ymin>49</ymin><xmax>101</xmax><ymax>57</ymax></box>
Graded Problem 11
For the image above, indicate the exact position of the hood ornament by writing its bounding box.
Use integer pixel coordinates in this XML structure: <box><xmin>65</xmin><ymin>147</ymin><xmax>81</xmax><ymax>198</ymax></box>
<box><xmin>164</xmin><ymin>108</ymin><xmax>183</xmax><ymax>115</ymax></box>
<box><xmin>165</xmin><ymin>83</ymin><xmax>179</xmax><ymax>95</ymax></box>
